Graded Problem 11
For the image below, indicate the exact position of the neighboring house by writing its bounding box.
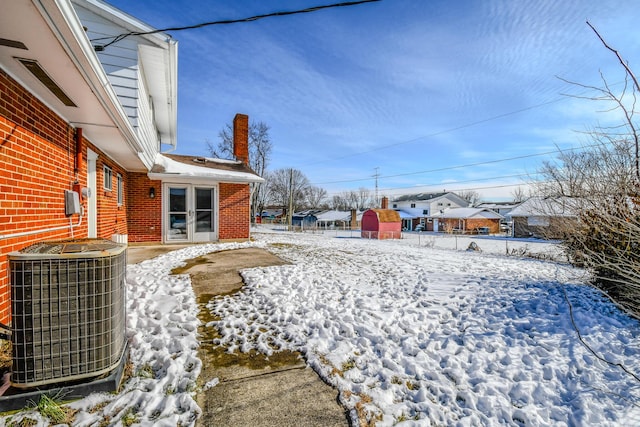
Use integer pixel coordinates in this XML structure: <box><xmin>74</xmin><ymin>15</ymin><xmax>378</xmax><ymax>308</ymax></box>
<box><xmin>315</xmin><ymin>210</ymin><xmax>362</xmax><ymax>229</ymax></box>
<box><xmin>432</xmin><ymin>208</ymin><xmax>503</xmax><ymax>234</ymax></box>
<box><xmin>259</xmin><ymin>208</ymin><xmax>285</xmax><ymax>223</ymax></box>
<box><xmin>0</xmin><ymin>1</ymin><xmax>261</xmax><ymax>324</ymax></box>
<box><xmin>292</xmin><ymin>210</ymin><xmax>319</xmax><ymax>229</ymax></box>
<box><xmin>475</xmin><ymin>202</ymin><xmax>519</xmax><ymax>216</ymax></box>
<box><xmin>391</xmin><ymin>192</ymin><xmax>470</xmax><ymax>231</ymax></box>
<box><xmin>506</xmin><ymin>197</ymin><xmax>578</xmax><ymax>239</ymax></box>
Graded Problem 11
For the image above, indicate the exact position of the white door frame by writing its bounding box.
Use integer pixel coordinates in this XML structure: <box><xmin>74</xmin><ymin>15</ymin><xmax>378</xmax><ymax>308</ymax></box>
<box><xmin>87</xmin><ymin>148</ymin><xmax>98</xmax><ymax>238</ymax></box>
<box><xmin>163</xmin><ymin>183</ymin><xmax>218</xmax><ymax>243</ymax></box>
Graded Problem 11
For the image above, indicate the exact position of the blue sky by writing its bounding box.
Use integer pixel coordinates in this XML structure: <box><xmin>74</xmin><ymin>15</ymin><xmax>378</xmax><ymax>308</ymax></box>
<box><xmin>106</xmin><ymin>0</ymin><xmax>640</xmax><ymax>201</ymax></box>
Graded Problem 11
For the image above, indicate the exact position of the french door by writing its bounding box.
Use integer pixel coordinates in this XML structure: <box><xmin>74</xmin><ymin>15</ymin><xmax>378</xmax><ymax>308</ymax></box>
<box><xmin>165</xmin><ymin>184</ymin><xmax>217</xmax><ymax>242</ymax></box>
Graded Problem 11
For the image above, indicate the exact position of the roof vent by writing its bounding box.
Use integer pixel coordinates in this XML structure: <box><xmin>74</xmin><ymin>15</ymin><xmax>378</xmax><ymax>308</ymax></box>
<box><xmin>16</xmin><ymin>58</ymin><xmax>76</xmax><ymax>107</ymax></box>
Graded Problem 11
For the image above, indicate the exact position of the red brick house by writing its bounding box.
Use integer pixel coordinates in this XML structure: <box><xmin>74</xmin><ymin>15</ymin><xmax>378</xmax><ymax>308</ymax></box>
<box><xmin>0</xmin><ymin>1</ymin><xmax>262</xmax><ymax>324</ymax></box>
<box><xmin>432</xmin><ymin>207</ymin><xmax>503</xmax><ymax>234</ymax></box>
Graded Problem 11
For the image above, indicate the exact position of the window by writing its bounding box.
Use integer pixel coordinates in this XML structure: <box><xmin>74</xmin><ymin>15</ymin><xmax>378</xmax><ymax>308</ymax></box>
<box><xmin>410</xmin><ymin>203</ymin><xmax>416</xmax><ymax>208</ymax></box>
<box><xmin>392</xmin><ymin>204</ymin><xmax>397</xmax><ymax>209</ymax></box>
<box><xmin>103</xmin><ymin>165</ymin><xmax>113</xmax><ymax>191</ymax></box>
<box><xmin>422</xmin><ymin>209</ymin><xmax>429</xmax><ymax>215</ymax></box>
<box><xmin>117</xmin><ymin>174</ymin><xmax>123</xmax><ymax>205</ymax></box>
<box><xmin>438</xmin><ymin>202</ymin><xmax>443</xmax><ymax>206</ymax></box>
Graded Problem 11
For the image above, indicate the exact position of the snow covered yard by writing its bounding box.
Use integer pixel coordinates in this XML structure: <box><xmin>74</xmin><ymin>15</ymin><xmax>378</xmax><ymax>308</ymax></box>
<box><xmin>1</xmin><ymin>232</ymin><xmax>639</xmax><ymax>426</ymax></box>
<box><xmin>211</xmin><ymin>232</ymin><xmax>640</xmax><ymax>426</ymax></box>
<box><xmin>0</xmin><ymin>241</ymin><xmax>262</xmax><ymax>427</ymax></box>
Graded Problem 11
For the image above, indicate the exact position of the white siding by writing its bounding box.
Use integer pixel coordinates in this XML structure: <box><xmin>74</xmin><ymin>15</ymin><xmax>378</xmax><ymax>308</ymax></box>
<box><xmin>136</xmin><ymin>66</ymin><xmax>159</xmax><ymax>166</ymax></box>
<box><xmin>394</xmin><ymin>195</ymin><xmax>468</xmax><ymax>217</ymax></box>
<box><xmin>74</xmin><ymin>4</ymin><xmax>163</xmax><ymax>166</ymax></box>
<box><xmin>75</xmin><ymin>6</ymin><xmax>142</xmax><ymax>129</ymax></box>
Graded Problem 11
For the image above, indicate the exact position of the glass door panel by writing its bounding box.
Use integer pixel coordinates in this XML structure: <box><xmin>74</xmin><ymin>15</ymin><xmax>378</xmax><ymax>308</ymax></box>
<box><xmin>195</xmin><ymin>188</ymin><xmax>214</xmax><ymax>232</ymax></box>
<box><xmin>194</xmin><ymin>187</ymin><xmax>216</xmax><ymax>241</ymax></box>
<box><xmin>168</xmin><ymin>187</ymin><xmax>188</xmax><ymax>240</ymax></box>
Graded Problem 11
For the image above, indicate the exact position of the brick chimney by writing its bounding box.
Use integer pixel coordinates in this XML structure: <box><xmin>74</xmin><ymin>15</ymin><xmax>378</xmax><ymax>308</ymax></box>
<box><xmin>381</xmin><ymin>196</ymin><xmax>389</xmax><ymax>209</ymax></box>
<box><xmin>233</xmin><ymin>113</ymin><xmax>249</xmax><ymax>165</ymax></box>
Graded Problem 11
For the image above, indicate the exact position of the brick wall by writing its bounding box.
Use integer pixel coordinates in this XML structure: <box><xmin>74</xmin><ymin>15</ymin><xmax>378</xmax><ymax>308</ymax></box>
<box><xmin>0</xmin><ymin>69</ymin><xmax>88</xmax><ymax>323</ymax></box>
<box><xmin>0</xmin><ymin>69</ymin><xmax>133</xmax><ymax>324</ymax></box>
<box><xmin>440</xmin><ymin>218</ymin><xmax>500</xmax><ymax>233</ymax></box>
<box><xmin>91</xmin><ymin>144</ymin><xmax>128</xmax><ymax>239</ymax></box>
<box><xmin>219</xmin><ymin>183</ymin><xmax>250</xmax><ymax>240</ymax></box>
<box><xmin>127</xmin><ymin>172</ymin><xmax>162</xmax><ymax>242</ymax></box>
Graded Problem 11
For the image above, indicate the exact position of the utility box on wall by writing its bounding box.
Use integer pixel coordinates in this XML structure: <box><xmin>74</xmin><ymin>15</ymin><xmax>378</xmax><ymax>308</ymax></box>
<box><xmin>64</xmin><ymin>190</ymin><xmax>81</xmax><ymax>216</ymax></box>
<box><xmin>9</xmin><ymin>239</ymin><xmax>127</xmax><ymax>389</ymax></box>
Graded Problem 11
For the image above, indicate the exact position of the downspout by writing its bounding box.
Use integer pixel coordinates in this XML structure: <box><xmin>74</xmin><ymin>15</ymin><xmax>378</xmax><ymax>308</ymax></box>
<box><xmin>75</xmin><ymin>127</ymin><xmax>83</xmax><ymax>175</ymax></box>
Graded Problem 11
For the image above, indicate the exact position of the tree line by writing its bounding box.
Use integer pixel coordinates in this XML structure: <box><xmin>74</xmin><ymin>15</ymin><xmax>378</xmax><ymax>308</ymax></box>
<box><xmin>207</xmin><ymin>123</ymin><xmax>386</xmax><ymax>219</ymax></box>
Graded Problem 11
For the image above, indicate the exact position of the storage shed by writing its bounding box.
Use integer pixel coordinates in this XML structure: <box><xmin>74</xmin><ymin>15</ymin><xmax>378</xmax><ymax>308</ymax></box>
<box><xmin>361</xmin><ymin>209</ymin><xmax>401</xmax><ymax>239</ymax></box>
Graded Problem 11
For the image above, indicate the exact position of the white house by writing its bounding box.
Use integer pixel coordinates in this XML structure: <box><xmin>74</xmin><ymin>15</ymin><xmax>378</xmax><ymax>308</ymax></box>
<box><xmin>391</xmin><ymin>192</ymin><xmax>469</xmax><ymax>231</ymax></box>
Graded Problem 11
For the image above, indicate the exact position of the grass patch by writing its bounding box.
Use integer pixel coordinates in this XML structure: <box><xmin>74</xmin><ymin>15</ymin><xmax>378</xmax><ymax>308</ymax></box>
<box><xmin>6</xmin><ymin>417</ymin><xmax>38</xmax><ymax>427</ymax></box>
<box><xmin>136</xmin><ymin>363</ymin><xmax>154</xmax><ymax>379</ymax></box>
<box><xmin>36</xmin><ymin>394</ymin><xmax>76</xmax><ymax>424</ymax></box>
<box><xmin>121</xmin><ymin>407</ymin><xmax>139</xmax><ymax>427</ymax></box>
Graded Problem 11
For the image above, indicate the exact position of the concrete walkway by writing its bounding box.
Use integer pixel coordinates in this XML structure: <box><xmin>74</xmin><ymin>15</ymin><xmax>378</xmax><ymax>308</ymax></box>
<box><xmin>127</xmin><ymin>245</ymin><xmax>349</xmax><ymax>427</ymax></box>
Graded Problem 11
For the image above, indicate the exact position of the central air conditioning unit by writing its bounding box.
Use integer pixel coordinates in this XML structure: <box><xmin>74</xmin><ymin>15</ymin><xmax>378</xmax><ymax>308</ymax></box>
<box><xmin>9</xmin><ymin>239</ymin><xmax>127</xmax><ymax>389</ymax></box>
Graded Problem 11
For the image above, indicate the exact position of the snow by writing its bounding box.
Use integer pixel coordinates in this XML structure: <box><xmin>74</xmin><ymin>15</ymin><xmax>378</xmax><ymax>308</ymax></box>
<box><xmin>2</xmin><ymin>232</ymin><xmax>639</xmax><ymax>426</ymax></box>
<box><xmin>150</xmin><ymin>153</ymin><xmax>263</xmax><ymax>183</ymax></box>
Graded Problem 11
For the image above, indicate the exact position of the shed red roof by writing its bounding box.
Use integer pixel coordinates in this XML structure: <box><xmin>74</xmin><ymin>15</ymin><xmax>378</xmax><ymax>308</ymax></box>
<box><xmin>368</xmin><ymin>209</ymin><xmax>401</xmax><ymax>223</ymax></box>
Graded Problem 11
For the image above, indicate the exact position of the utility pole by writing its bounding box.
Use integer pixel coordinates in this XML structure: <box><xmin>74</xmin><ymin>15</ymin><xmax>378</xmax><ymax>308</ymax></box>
<box><xmin>373</xmin><ymin>167</ymin><xmax>379</xmax><ymax>207</ymax></box>
<box><xmin>288</xmin><ymin>168</ymin><xmax>294</xmax><ymax>231</ymax></box>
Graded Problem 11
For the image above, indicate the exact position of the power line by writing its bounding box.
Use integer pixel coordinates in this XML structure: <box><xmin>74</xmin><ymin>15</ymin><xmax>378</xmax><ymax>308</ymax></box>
<box><xmin>302</xmin><ymin>97</ymin><xmax>566</xmax><ymax>168</ymax></box>
<box><xmin>311</xmin><ymin>143</ymin><xmax>594</xmax><ymax>185</ymax></box>
<box><xmin>320</xmin><ymin>171</ymin><xmax>541</xmax><ymax>197</ymax></box>
<box><xmin>91</xmin><ymin>0</ymin><xmax>381</xmax><ymax>51</ymax></box>
<box><xmin>301</xmin><ymin>80</ymin><xmax>628</xmax><ymax>170</ymax></box>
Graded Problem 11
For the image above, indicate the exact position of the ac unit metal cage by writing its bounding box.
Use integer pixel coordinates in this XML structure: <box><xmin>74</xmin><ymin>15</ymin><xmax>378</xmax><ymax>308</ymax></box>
<box><xmin>9</xmin><ymin>239</ymin><xmax>127</xmax><ymax>389</ymax></box>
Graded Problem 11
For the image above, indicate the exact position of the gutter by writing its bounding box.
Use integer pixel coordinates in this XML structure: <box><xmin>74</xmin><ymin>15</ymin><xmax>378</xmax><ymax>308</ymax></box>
<box><xmin>34</xmin><ymin>0</ymin><xmax>145</xmax><ymax>160</ymax></box>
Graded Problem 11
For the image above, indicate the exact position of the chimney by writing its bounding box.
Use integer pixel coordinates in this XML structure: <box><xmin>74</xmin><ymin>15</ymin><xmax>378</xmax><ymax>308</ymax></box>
<box><xmin>381</xmin><ymin>196</ymin><xmax>389</xmax><ymax>209</ymax></box>
<box><xmin>233</xmin><ymin>113</ymin><xmax>249</xmax><ymax>165</ymax></box>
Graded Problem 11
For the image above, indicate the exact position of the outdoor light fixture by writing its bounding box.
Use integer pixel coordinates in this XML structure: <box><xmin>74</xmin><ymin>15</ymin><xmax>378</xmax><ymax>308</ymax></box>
<box><xmin>149</xmin><ymin>187</ymin><xmax>156</xmax><ymax>199</ymax></box>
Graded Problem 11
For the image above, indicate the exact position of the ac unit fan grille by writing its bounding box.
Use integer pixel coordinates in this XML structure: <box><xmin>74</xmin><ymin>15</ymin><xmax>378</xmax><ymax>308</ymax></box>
<box><xmin>10</xmin><ymin>243</ymin><xmax>126</xmax><ymax>388</ymax></box>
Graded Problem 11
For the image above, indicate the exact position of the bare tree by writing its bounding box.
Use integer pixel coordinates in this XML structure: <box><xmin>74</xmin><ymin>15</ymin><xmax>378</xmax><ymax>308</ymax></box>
<box><xmin>265</xmin><ymin>168</ymin><xmax>311</xmax><ymax>223</ymax></box>
<box><xmin>331</xmin><ymin>194</ymin><xmax>347</xmax><ymax>210</ymax></box>
<box><xmin>208</xmin><ymin>120</ymin><xmax>273</xmax><ymax>222</ymax></box>
<box><xmin>456</xmin><ymin>190</ymin><xmax>481</xmax><ymax>206</ymax></box>
<box><xmin>305</xmin><ymin>186</ymin><xmax>327</xmax><ymax>209</ymax></box>
<box><xmin>536</xmin><ymin>23</ymin><xmax>640</xmax><ymax>315</ymax></box>
<box><xmin>511</xmin><ymin>187</ymin><xmax>528</xmax><ymax>203</ymax></box>
<box><xmin>355</xmin><ymin>187</ymin><xmax>373</xmax><ymax>210</ymax></box>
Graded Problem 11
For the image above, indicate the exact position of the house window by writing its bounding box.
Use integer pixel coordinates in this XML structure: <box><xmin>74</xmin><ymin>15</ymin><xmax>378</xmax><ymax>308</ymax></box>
<box><xmin>411</xmin><ymin>203</ymin><xmax>416</xmax><ymax>208</ymax></box>
<box><xmin>438</xmin><ymin>202</ymin><xmax>443</xmax><ymax>206</ymax></box>
<box><xmin>423</xmin><ymin>209</ymin><xmax>429</xmax><ymax>215</ymax></box>
<box><xmin>447</xmin><ymin>203</ymin><xmax>451</xmax><ymax>206</ymax></box>
<box><xmin>117</xmin><ymin>173</ymin><xmax>123</xmax><ymax>205</ymax></box>
<box><xmin>103</xmin><ymin>165</ymin><xmax>113</xmax><ymax>191</ymax></box>
<box><xmin>393</xmin><ymin>204</ymin><xmax>397</xmax><ymax>208</ymax></box>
